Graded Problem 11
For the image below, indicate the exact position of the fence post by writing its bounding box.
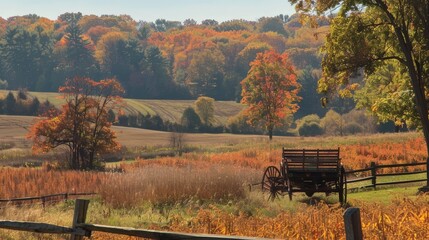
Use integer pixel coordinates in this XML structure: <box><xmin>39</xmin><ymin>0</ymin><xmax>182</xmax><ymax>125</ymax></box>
<box><xmin>70</xmin><ymin>199</ymin><xmax>91</xmax><ymax>240</ymax></box>
<box><xmin>344</xmin><ymin>208</ymin><xmax>363</xmax><ymax>240</ymax></box>
<box><xmin>370</xmin><ymin>161</ymin><xmax>376</xmax><ymax>189</ymax></box>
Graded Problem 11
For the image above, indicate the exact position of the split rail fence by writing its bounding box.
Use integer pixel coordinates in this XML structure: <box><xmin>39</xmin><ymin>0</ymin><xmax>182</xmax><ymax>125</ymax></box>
<box><xmin>0</xmin><ymin>192</ymin><xmax>96</xmax><ymax>207</ymax></box>
<box><xmin>0</xmin><ymin>199</ymin><xmax>263</xmax><ymax>240</ymax></box>
<box><xmin>0</xmin><ymin>199</ymin><xmax>365</xmax><ymax>239</ymax></box>
<box><xmin>345</xmin><ymin>161</ymin><xmax>427</xmax><ymax>190</ymax></box>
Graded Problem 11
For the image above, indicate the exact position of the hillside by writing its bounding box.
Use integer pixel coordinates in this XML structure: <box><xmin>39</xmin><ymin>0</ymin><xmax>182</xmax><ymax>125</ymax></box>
<box><xmin>0</xmin><ymin>115</ymin><xmax>269</xmax><ymax>148</ymax></box>
<box><xmin>0</xmin><ymin>90</ymin><xmax>244</xmax><ymax>125</ymax></box>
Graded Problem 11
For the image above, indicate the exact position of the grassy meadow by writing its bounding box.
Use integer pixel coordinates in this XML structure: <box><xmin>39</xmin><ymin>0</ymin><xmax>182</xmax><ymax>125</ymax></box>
<box><xmin>0</xmin><ymin>114</ymin><xmax>427</xmax><ymax>239</ymax></box>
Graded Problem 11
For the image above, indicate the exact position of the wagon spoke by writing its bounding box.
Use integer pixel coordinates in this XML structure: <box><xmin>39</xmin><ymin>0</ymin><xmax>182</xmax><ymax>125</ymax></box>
<box><xmin>261</xmin><ymin>166</ymin><xmax>284</xmax><ymax>201</ymax></box>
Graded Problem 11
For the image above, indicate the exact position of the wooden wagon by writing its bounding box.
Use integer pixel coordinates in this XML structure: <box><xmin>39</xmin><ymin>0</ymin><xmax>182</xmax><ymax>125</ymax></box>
<box><xmin>262</xmin><ymin>148</ymin><xmax>347</xmax><ymax>204</ymax></box>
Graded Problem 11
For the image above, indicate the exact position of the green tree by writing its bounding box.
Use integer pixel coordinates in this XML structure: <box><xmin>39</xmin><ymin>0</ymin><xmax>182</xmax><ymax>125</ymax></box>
<box><xmin>0</xmin><ymin>27</ymin><xmax>53</xmax><ymax>89</ymax></box>
<box><xmin>241</xmin><ymin>50</ymin><xmax>300</xmax><ymax>140</ymax></box>
<box><xmin>288</xmin><ymin>0</ymin><xmax>429</xmax><ymax>187</ymax></box>
<box><xmin>181</xmin><ymin>107</ymin><xmax>201</xmax><ymax>131</ymax></box>
<box><xmin>64</xmin><ymin>14</ymin><xmax>97</xmax><ymax>78</ymax></box>
<box><xmin>4</xmin><ymin>91</ymin><xmax>16</xmax><ymax>115</ymax></box>
<box><xmin>195</xmin><ymin>96</ymin><xmax>215</xmax><ymax>126</ymax></box>
<box><xmin>257</xmin><ymin>17</ymin><xmax>288</xmax><ymax>36</ymax></box>
<box><xmin>185</xmin><ymin>49</ymin><xmax>225</xmax><ymax>98</ymax></box>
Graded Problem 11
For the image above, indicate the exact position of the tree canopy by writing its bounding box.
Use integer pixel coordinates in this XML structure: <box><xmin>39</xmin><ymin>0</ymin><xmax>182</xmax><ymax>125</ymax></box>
<box><xmin>288</xmin><ymin>0</ymin><xmax>429</xmax><ymax>186</ymax></box>
<box><xmin>241</xmin><ymin>50</ymin><xmax>300</xmax><ymax>140</ymax></box>
<box><xmin>28</xmin><ymin>77</ymin><xmax>124</xmax><ymax>170</ymax></box>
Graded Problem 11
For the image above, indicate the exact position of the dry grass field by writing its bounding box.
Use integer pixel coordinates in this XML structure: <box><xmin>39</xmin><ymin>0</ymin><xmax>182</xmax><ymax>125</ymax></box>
<box><xmin>0</xmin><ymin>90</ymin><xmax>244</xmax><ymax>125</ymax></box>
<box><xmin>0</xmin><ymin>115</ymin><xmax>270</xmax><ymax>148</ymax></box>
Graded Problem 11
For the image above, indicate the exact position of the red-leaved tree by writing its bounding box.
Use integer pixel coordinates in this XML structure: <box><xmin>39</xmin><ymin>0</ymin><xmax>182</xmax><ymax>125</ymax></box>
<box><xmin>28</xmin><ymin>77</ymin><xmax>124</xmax><ymax>170</ymax></box>
<box><xmin>241</xmin><ymin>50</ymin><xmax>300</xmax><ymax>140</ymax></box>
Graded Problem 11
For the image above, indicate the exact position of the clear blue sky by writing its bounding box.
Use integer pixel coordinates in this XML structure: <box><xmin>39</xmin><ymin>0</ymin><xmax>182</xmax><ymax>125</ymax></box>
<box><xmin>0</xmin><ymin>0</ymin><xmax>296</xmax><ymax>22</ymax></box>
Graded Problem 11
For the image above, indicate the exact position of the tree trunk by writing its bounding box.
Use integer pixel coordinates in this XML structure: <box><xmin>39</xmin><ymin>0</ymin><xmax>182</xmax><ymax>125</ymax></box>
<box><xmin>378</xmin><ymin>0</ymin><xmax>429</xmax><ymax>189</ymax></box>
<box><xmin>268</xmin><ymin>127</ymin><xmax>273</xmax><ymax>140</ymax></box>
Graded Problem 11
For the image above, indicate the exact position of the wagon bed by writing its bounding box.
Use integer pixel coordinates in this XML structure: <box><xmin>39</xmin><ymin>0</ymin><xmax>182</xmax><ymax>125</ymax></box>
<box><xmin>262</xmin><ymin>148</ymin><xmax>347</xmax><ymax>204</ymax></box>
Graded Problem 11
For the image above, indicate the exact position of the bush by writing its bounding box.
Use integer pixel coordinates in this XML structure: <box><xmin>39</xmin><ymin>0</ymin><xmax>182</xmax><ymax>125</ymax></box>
<box><xmin>298</xmin><ymin>122</ymin><xmax>324</xmax><ymax>136</ymax></box>
<box><xmin>344</xmin><ymin>122</ymin><xmax>364</xmax><ymax>135</ymax></box>
<box><xmin>181</xmin><ymin>107</ymin><xmax>201</xmax><ymax>131</ymax></box>
<box><xmin>226</xmin><ymin>111</ymin><xmax>263</xmax><ymax>134</ymax></box>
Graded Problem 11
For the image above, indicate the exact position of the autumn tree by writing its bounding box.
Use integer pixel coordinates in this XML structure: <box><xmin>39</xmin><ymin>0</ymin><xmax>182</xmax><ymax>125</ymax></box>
<box><xmin>185</xmin><ymin>49</ymin><xmax>225</xmax><ymax>98</ymax></box>
<box><xmin>288</xmin><ymin>0</ymin><xmax>429</xmax><ymax>188</ymax></box>
<box><xmin>195</xmin><ymin>96</ymin><xmax>215</xmax><ymax>126</ymax></box>
<box><xmin>28</xmin><ymin>77</ymin><xmax>124</xmax><ymax>170</ymax></box>
<box><xmin>241</xmin><ymin>50</ymin><xmax>300</xmax><ymax>140</ymax></box>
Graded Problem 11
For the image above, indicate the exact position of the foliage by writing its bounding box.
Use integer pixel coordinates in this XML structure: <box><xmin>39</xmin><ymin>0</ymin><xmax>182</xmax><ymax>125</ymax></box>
<box><xmin>28</xmin><ymin>77</ymin><xmax>124</xmax><ymax>170</ymax></box>
<box><xmin>194</xmin><ymin>96</ymin><xmax>215</xmax><ymax>126</ymax></box>
<box><xmin>226</xmin><ymin>110</ymin><xmax>264</xmax><ymax>134</ymax></box>
<box><xmin>289</xmin><ymin>0</ymin><xmax>429</xmax><ymax>157</ymax></box>
<box><xmin>181</xmin><ymin>107</ymin><xmax>201</xmax><ymax>131</ymax></box>
<box><xmin>298</xmin><ymin>122</ymin><xmax>323</xmax><ymax>136</ymax></box>
<box><xmin>257</xmin><ymin>17</ymin><xmax>288</xmax><ymax>36</ymax></box>
<box><xmin>241</xmin><ymin>50</ymin><xmax>300</xmax><ymax>139</ymax></box>
<box><xmin>320</xmin><ymin>109</ymin><xmax>343</xmax><ymax>136</ymax></box>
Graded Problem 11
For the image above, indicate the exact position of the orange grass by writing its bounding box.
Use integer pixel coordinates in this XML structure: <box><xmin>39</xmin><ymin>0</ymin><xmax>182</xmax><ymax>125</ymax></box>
<box><xmin>122</xmin><ymin>137</ymin><xmax>427</xmax><ymax>175</ymax></box>
<box><xmin>160</xmin><ymin>196</ymin><xmax>429</xmax><ymax>239</ymax></box>
<box><xmin>99</xmin><ymin>164</ymin><xmax>260</xmax><ymax>207</ymax></box>
<box><xmin>0</xmin><ymin>168</ymin><xmax>108</xmax><ymax>198</ymax></box>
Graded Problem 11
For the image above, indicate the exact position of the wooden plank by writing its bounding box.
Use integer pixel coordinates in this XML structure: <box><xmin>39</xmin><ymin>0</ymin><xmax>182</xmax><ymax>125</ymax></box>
<box><xmin>346</xmin><ymin>176</ymin><xmax>374</xmax><ymax>184</ymax></box>
<box><xmin>0</xmin><ymin>220</ymin><xmax>74</xmax><ymax>234</ymax></box>
<box><xmin>78</xmin><ymin>223</ymin><xmax>264</xmax><ymax>240</ymax></box>
<box><xmin>70</xmin><ymin>199</ymin><xmax>91</xmax><ymax>240</ymax></box>
<box><xmin>346</xmin><ymin>168</ymin><xmax>372</xmax><ymax>174</ymax></box>
<box><xmin>376</xmin><ymin>178</ymin><xmax>427</xmax><ymax>186</ymax></box>
<box><xmin>344</xmin><ymin>208</ymin><xmax>363</xmax><ymax>240</ymax></box>
<box><xmin>377</xmin><ymin>170</ymin><xmax>426</xmax><ymax>177</ymax></box>
<box><xmin>376</xmin><ymin>162</ymin><xmax>426</xmax><ymax>169</ymax></box>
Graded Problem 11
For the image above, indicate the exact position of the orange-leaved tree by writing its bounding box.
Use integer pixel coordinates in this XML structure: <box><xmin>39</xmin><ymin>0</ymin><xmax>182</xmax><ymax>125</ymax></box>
<box><xmin>28</xmin><ymin>77</ymin><xmax>124</xmax><ymax>170</ymax></box>
<box><xmin>241</xmin><ymin>50</ymin><xmax>300</xmax><ymax>140</ymax></box>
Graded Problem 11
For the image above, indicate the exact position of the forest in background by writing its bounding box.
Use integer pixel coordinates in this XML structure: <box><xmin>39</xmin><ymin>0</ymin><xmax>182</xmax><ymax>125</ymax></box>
<box><xmin>0</xmin><ymin>12</ymin><xmax>399</xmax><ymax>135</ymax></box>
<box><xmin>0</xmin><ymin>13</ymin><xmax>336</xmax><ymax>117</ymax></box>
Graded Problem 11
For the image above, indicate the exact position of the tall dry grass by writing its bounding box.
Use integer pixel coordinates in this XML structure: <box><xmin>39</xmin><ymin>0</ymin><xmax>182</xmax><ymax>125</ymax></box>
<box><xmin>99</xmin><ymin>164</ymin><xmax>260</xmax><ymax>207</ymax></box>
<box><xmin>163</xmin><ymin>196</ymin><xmax>429</xmax><ymax>239</ymax></box>
<box><xmin>0</xmin><ymin>168</ymin><xmax>108</xmax><ymax>198</ymax></box>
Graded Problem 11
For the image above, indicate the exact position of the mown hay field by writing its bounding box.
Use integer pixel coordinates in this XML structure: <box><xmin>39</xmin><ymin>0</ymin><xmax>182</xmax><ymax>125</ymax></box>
<box><xmin>0</xmin><ymin>90</ymin><xmax>244</xmax><ymax>125</ymax></box>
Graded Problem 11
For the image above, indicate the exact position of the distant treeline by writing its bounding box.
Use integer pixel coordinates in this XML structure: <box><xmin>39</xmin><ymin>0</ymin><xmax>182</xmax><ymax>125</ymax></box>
<box><xmin>0</xmin><ymin>12</ymin><xmax>337</xmax><ymax>118</ymax></box>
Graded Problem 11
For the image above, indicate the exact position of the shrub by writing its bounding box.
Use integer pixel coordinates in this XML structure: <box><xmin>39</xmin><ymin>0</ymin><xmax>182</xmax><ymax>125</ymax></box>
<box><xmin>321</xmin><ymin>109</ymin><xmax>343</xmax><ymax>135</ymax></box>
<box><xmin>226</xmin><ymin>111</ymin><xmax>263</xmax><ymax>134</ymax></box>
<box><xmin>344</xmin><ymin>122</ymin><xmax>364</xmax><ymax>135</ymax></box>
<box><xmin>181</xmin><ymin>107</ymin><xmax>201</xmax><ymax>131</ymax></box>
<box><xmin>298</xmin><ymin>122</ymin><xmax>324</xmax><ymax>136</ymax></box>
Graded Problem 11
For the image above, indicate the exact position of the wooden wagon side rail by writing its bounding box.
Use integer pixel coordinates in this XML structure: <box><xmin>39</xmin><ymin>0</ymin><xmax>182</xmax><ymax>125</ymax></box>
<box><xmin>283</xmin><ymin>148</ymin><xmax>341</xmax><ymax>171</ymax></box>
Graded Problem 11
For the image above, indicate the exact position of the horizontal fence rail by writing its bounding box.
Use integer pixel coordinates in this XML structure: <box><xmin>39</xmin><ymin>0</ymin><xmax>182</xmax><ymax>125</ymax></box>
<box><xmin>0</xmin><ymin>192</ymin><xmax>97</xmax><ymax>207</ymax></box>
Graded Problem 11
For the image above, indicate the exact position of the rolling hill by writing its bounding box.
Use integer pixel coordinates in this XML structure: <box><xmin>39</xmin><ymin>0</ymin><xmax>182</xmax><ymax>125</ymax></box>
<box><xmin>0</xmin><ymin>90</ymin><xmax>245</xmax><ymax>125</ymax></box>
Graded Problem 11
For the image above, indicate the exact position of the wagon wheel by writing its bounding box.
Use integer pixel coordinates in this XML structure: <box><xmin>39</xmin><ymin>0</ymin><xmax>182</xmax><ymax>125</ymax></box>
<box><xmin>262</xmin><ymin>166</ymin><xmax>283</xmax><ymax>200</ymax></box>
<box><xmin>339</xmin><ymin>166</ymin><xmax>347</xmax><ymax>205</ymax></box>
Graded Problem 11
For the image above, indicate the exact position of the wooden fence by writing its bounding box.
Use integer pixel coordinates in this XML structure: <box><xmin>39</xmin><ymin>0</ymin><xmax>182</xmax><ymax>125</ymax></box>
<box><xmin>0</xmin><ymin>192</ymin><xmax>96</xmax><ymax>207</ymax></box>
<box><xmin>0</xmin><ymin>199</ymin><xmax>264</xmax><ymax>240</ymax></box>
<box><xmin>345</xmin><ymin>161</ymin><xmax>427</xmax><ymax>190</ymax></box>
